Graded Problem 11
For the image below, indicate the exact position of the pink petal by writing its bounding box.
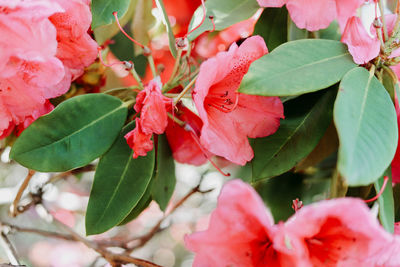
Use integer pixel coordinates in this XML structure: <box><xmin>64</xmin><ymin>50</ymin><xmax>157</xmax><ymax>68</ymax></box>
<box><xmin>193</xmin><ymin>36</ymin><xmax>280</xmax><ymax>165</ymax></box>
<box><xmin>335</xmin><ymin>0</ymin><xmax>364</xmax><ymax>32</ymax></box>
<box><xmin>125</xmin><ymin>118</ymin><xmax>154</xmax><ymax>158</ymax></box>
<box><xmin>185</xmin><ymin>179</ymin><xmax>285</xmax><ymax>267</ymax></box>
<box><xmin>278</xmin><ymin>198</ymin><xmax>392</xmax><ymax>266</ymax></box>
<box><xmin>341</xmin><ymin>16</ymin><xmax>380</xmax><ymax>64</ymax></box>
<box><xmin>140</xmin><ymin>80</ymin><xmax>170</xmax><ymax>135</ymax></box>
<box><xmin>257</xmin><ymin>0</ymin><xmax>287</xmax><ymax>8</ymax></box>
<box><xmin>165</xmin><ymin>105</ymin><xmax>209</xmax><ymax>166</ymax></box>
<box><xmin>286</xmin><ymin>0</ymin><xmax>337</xmax><ymax>31</ymax></box>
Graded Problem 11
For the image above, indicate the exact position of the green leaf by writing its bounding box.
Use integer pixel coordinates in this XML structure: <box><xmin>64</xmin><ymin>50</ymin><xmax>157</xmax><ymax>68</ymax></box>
<box><xmin>375</xmin><ymin>171</ymin><xmax>394</xmax><ymax>233</ymax></box>
<box><xmin>239</xmin><ymin>39</ymin><xmax>357</xmax><ymax>96</ymax></box>
<box><xmin>334</xmin><ymin>67</ymin><xmax>398</xmax><ymax>186</ymax></box>
<box><xmin>118</xmin><ymin>179</ymin><xmax>153</xmax><ymax>225</ymax></box>
<box><xmin>253</xmin><ymin>7</ymin><xmax>287</xmax><ymax>51</ymax></box>
<box><xmin>187</xmin><ymin>0</ymin><xmax>260</xmax><ymax>41</ymax></box>
<box><xmin>154</xmin><ymin>0</ymin><xmax>177</xmax><ymax>57</ymax></box>
<box><xmin>85</xmin><ymin>123</ymin><xmax>155</xmax><ymax>235</ymax></box>
<box><xmin>151</xmin><ymin>135</ymin><xmax>176</xmax><ymax>211</ymax></box>
<box><xmin>91</xmin><ymin>0</ymin><xmax>131</xmax><ymax>29</ymax></box>
<box><xmin>11</xmin><ymin>94</ymin><xmax>127</xmax><ymax>172</ymax></box>
<box><xmin>319</xmin><ymin>21</ymin><xmax>341</xmax><ymax>41</ymax></box>
<box><xmin>382</xmin><ymin>66</ymin><xmax>397</xmax><ymax>103</ymax></box>
<box><xmin>252</xmin><ymin>89</ymin><xmax>336</xmax><ymax>181</ymax></box>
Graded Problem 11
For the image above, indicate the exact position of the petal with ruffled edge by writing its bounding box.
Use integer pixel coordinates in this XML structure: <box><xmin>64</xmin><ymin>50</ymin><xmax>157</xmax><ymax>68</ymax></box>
<box><xmin>277</xmin><ymin>198</ymin><xmax>393</xmax><ymax>266</ymax></box>
<box><xmin>286</xmin><ymin>0</ymin><xmax>337</xmax><ymax>31</ymax></box>
<box><xmin>341</xmin><ymin>16</ymin><xmax>380</xmax><ymax>64</ymax></box>
<box><xmin>335</xmin><ymin>0</ymin><xmax>364</xmax><ymax>32</ymax></box>
<box><xmin>185</xmin><ymin>180</ymin><xmax>295</xmax><ymax>267</ymax></box>
<box><xmin>124</xmin><ymin>118</ymin><xmax>154</xmax><ymax>158</ymax></box>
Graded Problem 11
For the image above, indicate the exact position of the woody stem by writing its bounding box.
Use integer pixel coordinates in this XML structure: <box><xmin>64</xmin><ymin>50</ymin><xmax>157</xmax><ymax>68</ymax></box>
<box><xmin>130</xmin><ymin>68</ymin><xmax>144</xmax><ymax>89</ymax></box>
<box><xmin>147</xmin><ymin>53</ymin><xmax>157</xmax><ymax>78</ymax></box>
<box><xmin>163</xmin><ymin>48</ymin><xmax>183</xmax><ymax>92</ymax></box>
<box><xmin>379</xmin><ymin>0</ymin><xmax>388</xmax><ymax>41</ymax></box>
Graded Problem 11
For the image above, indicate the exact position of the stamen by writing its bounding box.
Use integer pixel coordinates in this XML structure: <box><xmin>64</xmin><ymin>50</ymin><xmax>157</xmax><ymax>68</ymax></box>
<box><xmin>185</xmin><ymin>124</ymin><xmax>230</xmax><ymax>177</ymax></box>
<box><xmin>98</xmin><ymin>47</ymin><xmax>134</xmax><ymax>71</ymax></box>
<box><xmin>291</xmin><ymin>198</ymin><xmax>303</xmax><ymax>212</ymax></box>
<box><xmin>364</xmin><ymin>176</ymin><xmax>389</xmax><ymax>203</ymax></box>
<box><xmin>113</xmin><ymin>12</ymin><xmax>146</xmax><ymax>49</ymax></box>
<box><xmin>206</xmin><ymin>92</ymin><xmax>240</xmax><ymax>113</ymax></box>
<box><xmin>209</xmin><ymin>15</ymin><xmax>216</xmax><ymax>33</ymax></box>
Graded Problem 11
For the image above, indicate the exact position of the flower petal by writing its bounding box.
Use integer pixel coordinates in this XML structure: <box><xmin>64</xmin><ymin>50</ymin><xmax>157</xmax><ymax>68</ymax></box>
<box><xmin>286</xmin><ymin>0</ymin><xmax>337</xmax><ymax>31</ymax></box>
<box><xmin>257</xmin><ymin>0</ymin><xmax>287</xmax><ymax>8</ymax></box>
<box><xmin>341</xmin><ymin>16</ymin><xmax>380</xmax><ymax>64</ymax></box>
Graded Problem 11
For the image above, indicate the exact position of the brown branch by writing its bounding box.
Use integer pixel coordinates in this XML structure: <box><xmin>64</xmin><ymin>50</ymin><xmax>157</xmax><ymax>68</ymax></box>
<box><xmin>0</xmin><ymin>227</ymin><xmax>20</xmax><ymax>265</ymax></box>
<box><xmin>126</xmin><ymin>185</ymin><xmax>213</xmax><ymax>251</ymax></box>
<box><xmin>10</xmin><ymin>170</ymin><xmax>35</xmax><ymax>217</ymax></box>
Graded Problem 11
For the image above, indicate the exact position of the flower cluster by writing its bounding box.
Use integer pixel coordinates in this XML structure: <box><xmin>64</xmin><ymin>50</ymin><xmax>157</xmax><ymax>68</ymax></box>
<box><xmin>0</xmin><ymin>0</ymin><xmax>97</xmax><ymax>138</ymax></box>
<box><xmin>186</xmin><ymin>180</ymin><xmax>400</xmax><ymax>266</ymax></box>
<box><xmin>124</xmin><ymin>36</ymin><xmax>283</xmax><ymax>167</ymax></box>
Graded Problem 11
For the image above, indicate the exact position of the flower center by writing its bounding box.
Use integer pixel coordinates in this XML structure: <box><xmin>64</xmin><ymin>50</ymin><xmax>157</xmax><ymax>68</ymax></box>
<box><xmin>205</xmin><ymin>91</ymin><xmax>239</xmax><ymax>113</ymax></box>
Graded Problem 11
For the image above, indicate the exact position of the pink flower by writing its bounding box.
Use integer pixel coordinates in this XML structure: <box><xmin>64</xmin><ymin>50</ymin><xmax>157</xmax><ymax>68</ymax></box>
<box><xmin>134</xmin><ymin>80</ymin><xmax>171</xmax><ymax>135</ymax></box>
<box><xmin>0</xmin><ymin>0</ymin><xmax>97</xmax><ymax>138</ymax></box>
<box><xmin>342</xmin><ymin>13</ymin><xmax>400</xmax><ymax>64</ymax></box>
<box><xmin>124</xmin><ymin>118</ymin><xmax>154</xmax><ymax>159</ymax></box>
<box><xmin>257</xmin><ymin>0</ymin><xmax>363</xmax><ymax>31</ymax></box>
<box><xmin>49</xmin><ymin>0</ymin><xmax>98</xmax><ymax>81</ymax></box>
<box><xmin>0</xmin><ymin>0</ymin><xmax>64</xmax><ymax>137</ymax></box>
<box><xmin>185</xmin><ymin>179</ymin><xmax>298</xmax><ymax>267</ymax></box>
<box><xmin>192</xmin><ymin>36</ymin><xmax>284</xmax><ymax>166</ymax></box>
<box><xmin>165</xmin><ymin>104</ymin><xmax>210</xmax><ymax>166</ymax></box>
<box><xmin>125</xmin><ymin>79</ymin><xmax>172</xmax><ymax>158</ymax></box>
<box><xmin>278</xmin><ymin>198</ymin><xmax>393</xmax><ymax>266</ymax></box>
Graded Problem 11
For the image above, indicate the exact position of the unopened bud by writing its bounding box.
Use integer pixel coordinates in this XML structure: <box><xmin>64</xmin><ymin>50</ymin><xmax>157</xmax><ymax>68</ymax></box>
<box><xmin>176</xmin><ymin>37</ymin><xmax>187</xmax><ymax>49</ymax></box>
<box><xmin>143</xmin><ymin>46</ymin><xmax>151</xmax><ymax>57</ymax></box>
<box><xmin>157</xmin><ymin>63</ymin><xmax>165</xmax><ymax>74</ymax></box>
<box><xmin>373</xmin><ymin>18</ymin><xmax>383</xmax><ymax>28</ymax></box>
<box><xmin>123</xmin><ymin>61</ymin><xmax>133</xmax><ymax>70</ymax></box>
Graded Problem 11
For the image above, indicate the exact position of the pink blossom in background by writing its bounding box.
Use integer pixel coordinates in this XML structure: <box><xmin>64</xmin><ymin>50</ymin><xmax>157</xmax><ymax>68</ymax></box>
<box><xmin>0</xmin><ymin>0</ymin><xmax>97</xmax><ymax>139</ymax></box>
<box><xmin>279</xmin><ymin>198</ymin><xmax>393</xmax><ymax>266</ymax></box>
<box><xmin>185</xmin><ymin>179</ymin><xmax>298</xmax><ymax>267</ymax></box>
<box><xmin>186</xmin><ymin>180</ymin><xmax>400</xmax><ymax>266</ymax></box>
<box><xmin>125</xmin><ymin>118</ymin><xmax>154</xmax><ymax>159</ymax></box>
<box><xmin>257</xmin><ymin>0</ymin><xmax>364</xmax><ymax>32</ymax></box>
<box><xmin>192</xmin><ymin>36</ymin><xmax>284</xmax><ymax>166</ymax></box>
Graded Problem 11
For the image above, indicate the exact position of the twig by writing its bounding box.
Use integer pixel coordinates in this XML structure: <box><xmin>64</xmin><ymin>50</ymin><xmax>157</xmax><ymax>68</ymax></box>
<box><xmin>126</xmin><ymin>185</ymin><xmax>213</xmax><ymax>251</ymax></box>
<box><xmin>0</xmin><ymin>229</ymin><xmax>20</xmax><ymax>265</ymax></box>
<box><xmin>173</xmin><ymin>75</ymin><xmax>197</xmax><ymax>105</ymax></box>
<box><xmin>10</xmin><ymin>170</ymin><xmax>35</xmax><ymax>217</ymax></box>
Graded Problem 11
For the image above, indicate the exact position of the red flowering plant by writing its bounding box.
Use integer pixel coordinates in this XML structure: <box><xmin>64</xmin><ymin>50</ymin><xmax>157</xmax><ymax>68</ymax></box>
<box><xmin>2</xmin><ymin>0</ymin><xmax>400</xmax><ymax>266</ymax></box>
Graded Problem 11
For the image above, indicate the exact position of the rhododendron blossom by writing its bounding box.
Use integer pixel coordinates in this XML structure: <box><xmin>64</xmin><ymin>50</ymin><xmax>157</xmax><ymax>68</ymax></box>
<box><xmin>185</xmin><ymin>179</ymin><xmax>298</xmax><ymax>267</ymax></box>
<box><xmin>125</xmin><ymin>118</ymin><xmax>154</xmax><ymax>159</ymax></box>
<box><xmin>192</xmin><ymin>36</ymin><xmax>284</xmax><ymax>165</ymax></box>
<box><xmin>0</xmin><ymin>0</ymin><xmax>97</xmax><ymax>138</ymax></box>
<box><xmin>187</xmin><ymin>180</ymin><xmax>400</xmax><ymax>266</ymax></box>
<box><xmin>391</xmin><ymin>89</ymin><xmax>400</xmax><ymax>183</ymax></box>
<box><xmin>257</xmin><ymin>0</ymin><xmax>364</xmax><ymax>31</ymax></box>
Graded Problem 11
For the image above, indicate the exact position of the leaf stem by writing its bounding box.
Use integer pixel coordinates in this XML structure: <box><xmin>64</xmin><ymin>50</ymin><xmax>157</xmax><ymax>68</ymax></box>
<box><xmin>147</xmin><ymin>53</ymin><xmax>157</xmax><ymax>78</ymax></box>
<box><xmin>164</xmin><ymin>48</ymin><xmax>183</xmax><ymax>92</ymax></box>
<box><xmin>130</xmin><ymin>68</ymin><xmax>144</xmax><ymax>90</ymax></box>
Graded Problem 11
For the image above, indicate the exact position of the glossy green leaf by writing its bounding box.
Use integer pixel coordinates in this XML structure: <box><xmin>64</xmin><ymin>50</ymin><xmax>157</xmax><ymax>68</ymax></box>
<box><xmin>154</xmin><ymin>0</ymin><xmax>177</xmax><ymax>57</ymax></box>
<box><xmin>85</xmin><ymin>123</ymin><xmax>155</xmax><ymax>235</ymax></box>
<box><xmin>239</xmin><ymin>39</ymin><xmax>357</xmax><ymax>96</ymax></box>
<box><xmin>151</xmin><ymin>135</ymin><xmax>176</xmax><ymax>211</ymax></box>
<box><xmin>118</xmin><ymin>179</ymin><xmax>153</xmax><ymax>225</ymax></box>
<box><xmin>375</xmin><ymin>171</ymin><xmax>394</xmax><ymax>233</ymax></box>
<box><xmin>188</xmin><ymin>0</ymin><xmax>260</xmax><ymax>41</ymax></box>
<box><xmin>319</xmin><ymin>21</ymin><xmax>341</xmax><ymax>41</ymax></box>
<box><xmin>11</xmin><ymin>94</ymin><xmax>127</xmax><ymax>172</ymax></box>
<box><xmin>334</xmin><ymin>67</ymin><xmax>398</xmax><ymax>186</ymax></box>
<box><xmin>252</xmin><ymin>89</ymin><xmax>336</xmax><ymax>181</ymax></box>
<box><xmin>253</xmin><ymin>8</ymin><xmax>287</xmax><ymax>51</ymax></box>
<box><xmin>91</xmin><ymin>0</ymin><xmax>131</xmax><ymax>29</ymax></box>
